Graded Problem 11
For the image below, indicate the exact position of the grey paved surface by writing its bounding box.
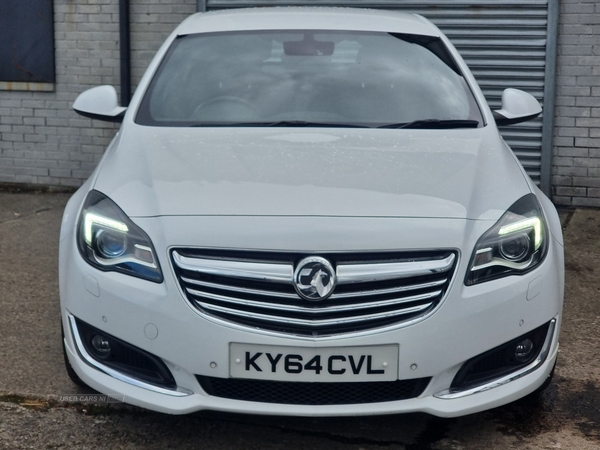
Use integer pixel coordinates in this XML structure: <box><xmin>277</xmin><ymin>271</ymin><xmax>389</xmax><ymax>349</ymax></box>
<box><xmin>0</xmin><ymin>192</ymin><xmax>599</xmax><ymax>449</ymax></box>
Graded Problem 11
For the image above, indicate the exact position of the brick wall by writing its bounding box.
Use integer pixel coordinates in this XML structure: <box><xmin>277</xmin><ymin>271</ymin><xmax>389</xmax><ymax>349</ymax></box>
<box><xmin>0</xmin><ymin>0</ymin><xmax>196</xmax><ymax>187</ymax></box>
<box><xmin>552</xmin><ymin>0</ymin><xmax>600</xmax><ymax>207</ymax></box>
<box><xmin>1</xmin><ymin>0</ymin><xmax>600</xmax><ymax>201</ymax></box>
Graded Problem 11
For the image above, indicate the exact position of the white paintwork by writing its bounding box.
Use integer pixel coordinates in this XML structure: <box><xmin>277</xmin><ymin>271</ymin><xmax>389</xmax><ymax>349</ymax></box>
<box><xmin>73</xmin><ymin>85</ymin><xmax>127</xmax><ymax>120</ymax></box>
<box><xmin>494</xmin><ymin>88</ymin><xmax>542</xmax><ymax>121</ymax></box>
<box><xmin>60</xmin><ymin>7</ymin><xmax>564</xmax><ymax>418</ymax></box>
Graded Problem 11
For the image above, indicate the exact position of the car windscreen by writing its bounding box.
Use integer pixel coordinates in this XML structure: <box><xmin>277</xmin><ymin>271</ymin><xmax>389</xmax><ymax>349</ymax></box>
<box><xmin>135</xmin><ymin>30</ymin><xmax>483</xmax><ymax>128</ymax></box>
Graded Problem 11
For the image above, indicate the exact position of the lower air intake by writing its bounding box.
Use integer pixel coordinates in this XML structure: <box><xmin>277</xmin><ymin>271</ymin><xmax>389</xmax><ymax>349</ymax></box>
<box><xmin>197</xmin><ymin>376</ymin><xmax>431</xmax><ymax>405</ymax></box>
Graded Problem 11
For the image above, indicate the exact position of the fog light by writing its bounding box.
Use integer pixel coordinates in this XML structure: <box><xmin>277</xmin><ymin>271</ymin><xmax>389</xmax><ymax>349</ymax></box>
<box><xmin>75</xmin><ymin>317</ymin><xmax>176</xmax><ymax>388</ymax></box>
<box><xmin>91</xmin><ymin>334</ymin><xmax>111</xmax><ymax>358</ymax></box>
<box><xmin>514</xmin><ymin>338</ymin><xmax>534</xmax><ymax>362</ymax></box>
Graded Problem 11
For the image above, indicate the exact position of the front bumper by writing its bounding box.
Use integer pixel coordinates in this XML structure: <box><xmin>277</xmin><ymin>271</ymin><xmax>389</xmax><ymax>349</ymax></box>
<box><xmin>63</xmin><ymin>312</ymin><xmax>559</xmax><ymax>417</ymax></box>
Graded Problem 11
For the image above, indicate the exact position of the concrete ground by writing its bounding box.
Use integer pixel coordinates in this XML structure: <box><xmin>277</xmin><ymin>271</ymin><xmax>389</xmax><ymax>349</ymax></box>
<box><xmin>0</xmin><ymin>192</ymin><xmax>599</xmax><ymax>449</ymax></box>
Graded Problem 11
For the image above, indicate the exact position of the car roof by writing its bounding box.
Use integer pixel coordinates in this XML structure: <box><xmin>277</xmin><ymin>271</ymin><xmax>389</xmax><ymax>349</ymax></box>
<box><xmin>176</xmin><ymin>7</ymin><xmax>441</xmax><ymax>37</ymax></box>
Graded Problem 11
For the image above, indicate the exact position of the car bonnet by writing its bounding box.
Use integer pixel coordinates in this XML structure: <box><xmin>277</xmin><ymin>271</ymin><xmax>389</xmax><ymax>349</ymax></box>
<box><xmin>92</xmin><ymin>126</ymin><xmax>530</xmax><ymax>221</ymax></box>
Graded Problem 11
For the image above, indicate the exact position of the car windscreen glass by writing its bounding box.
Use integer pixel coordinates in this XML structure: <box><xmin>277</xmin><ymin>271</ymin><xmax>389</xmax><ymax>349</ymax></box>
<box><xmin>135</xmin><ymin>30</ymin><xmax>483</xmax><ymax>128</ymax></box>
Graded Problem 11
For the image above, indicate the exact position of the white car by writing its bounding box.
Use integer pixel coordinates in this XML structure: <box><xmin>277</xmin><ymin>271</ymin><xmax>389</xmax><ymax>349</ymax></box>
<box><xmin>60</xmin><ymin>7</ymin><xmax>564</xmax><ymax>417</ymax></box>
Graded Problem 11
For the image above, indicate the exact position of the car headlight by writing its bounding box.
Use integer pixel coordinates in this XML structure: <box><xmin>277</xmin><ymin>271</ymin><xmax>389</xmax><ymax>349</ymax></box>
<box><xmin>77</xmin><ymin>190</ymin><xmax>163</xmax><ymax>283</ymax></box>
<box><xmin>465</xmin><ymin>194</ymin><xmax>548</xmax><ymax>285</ymax></box>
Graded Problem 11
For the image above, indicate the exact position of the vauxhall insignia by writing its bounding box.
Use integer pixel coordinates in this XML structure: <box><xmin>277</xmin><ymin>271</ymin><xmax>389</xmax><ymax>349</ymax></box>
<box><xmin>293</xmin><ymin>257</ymin><xmax>337</xmax><ymax>301</ymax></box>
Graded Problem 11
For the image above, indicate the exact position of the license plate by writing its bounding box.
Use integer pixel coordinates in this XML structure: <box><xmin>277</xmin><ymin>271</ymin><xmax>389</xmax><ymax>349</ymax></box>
<box><xmin>229</xmin><ymin>343</ymin><xmax>399</xmax><ymax>382</ymax></box>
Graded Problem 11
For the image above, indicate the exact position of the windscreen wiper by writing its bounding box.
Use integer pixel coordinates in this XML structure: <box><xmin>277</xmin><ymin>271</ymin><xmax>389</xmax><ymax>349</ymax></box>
<box><xmin>263</xmin><ymin>120</ymin><xmax>369</xmax><ymax>128</ymax></box>
<box><xmin>190</xmin><ymin>121</ymin><xmax>369</xmax><ymax>128</ymax></box>
<box><xmin>378</xmin><ymin>119</ymin><xmax>480</xmax><ymax>129</ymax></box>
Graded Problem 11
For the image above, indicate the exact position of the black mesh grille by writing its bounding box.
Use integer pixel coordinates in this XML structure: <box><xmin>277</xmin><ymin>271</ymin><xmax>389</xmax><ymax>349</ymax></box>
<box><xmin>197</xmin><ymin>376</ymin><xmax>431</xmax><ymax>405</ymax></box>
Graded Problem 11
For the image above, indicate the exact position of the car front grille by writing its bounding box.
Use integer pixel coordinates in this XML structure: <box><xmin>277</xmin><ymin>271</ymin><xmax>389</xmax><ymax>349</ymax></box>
<box><xmin>172</xmin><ymin>249</ymin><xmax>457</xmax><ymax>336</ymax></box>
<box><xmin>197</xmin><ymin>376</ymin><xmax>431</xmax><ymax>405</ymax></box>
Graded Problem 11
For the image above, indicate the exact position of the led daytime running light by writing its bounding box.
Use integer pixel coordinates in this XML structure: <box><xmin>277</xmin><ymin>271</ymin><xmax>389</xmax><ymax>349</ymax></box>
<box><xmin>84</xmin><ymin>212</ymin><xmax>128</xmax><ymax>245</ymax></box>
<box><xmin>498</xmin><ymin>217</ymin><xmax>542</xmax><ymax>250</ymax></box>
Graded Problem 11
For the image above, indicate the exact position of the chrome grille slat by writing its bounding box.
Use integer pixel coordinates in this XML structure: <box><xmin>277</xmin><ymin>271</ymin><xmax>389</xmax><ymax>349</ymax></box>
<box><xmin>194</xmin><ymin>301</ymin><xmax>433</xmax><ymax>327</ymax></box>
<box><xmin>185</xmin><ymin>287</ymin><xmax>442</xmax><ymax>314</ymax></box>
<box><xmin>172</xmin><ymin>249</ymin><xmax>457</xmax><ymax>336</ymax></box>
<box><xmin>336</xmin><ymin>254</ymin><xmax>456</xmax><ymax>284</ymax></box>
<box><xmin>331</xmin><ymin>279</ymin><xmax>447</xmax><ymax>299</ymax></box>
<box><xmin>180</xmin><ymin>276</ymin><xmax>300</xmax><ymax>299</ymax></box>
<box><xmin>173</xmin><ymin>252</ymin><xmax>293</xmax><ymax>283</ymax></box>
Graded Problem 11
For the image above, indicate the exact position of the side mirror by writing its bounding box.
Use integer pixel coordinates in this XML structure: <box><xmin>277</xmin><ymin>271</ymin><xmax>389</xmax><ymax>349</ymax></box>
<box><xmin>73</xmin><ymin>86</ymin><xmax>127</xmax><ymax>123</ymax></box>
<box><xmin>492</xmin><ymin>88</ymin><xmax>541</xmax><ymax>126</ymax></box>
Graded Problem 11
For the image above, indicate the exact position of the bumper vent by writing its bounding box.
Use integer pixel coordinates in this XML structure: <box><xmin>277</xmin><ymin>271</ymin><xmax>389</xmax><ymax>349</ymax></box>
<box><xmin>197</xmin><ymin>376</ymin><xmax>431</xmax><ymax>405</ymax></box>
<box><xmin>451</xmin><ymin>321</ymin><xmax>552</xmax><ymax>390</ymax></box>
<box><xmin>172</xmin><ymin>249</ymin><xmax>457</xmax><ymax>336</ymax></box>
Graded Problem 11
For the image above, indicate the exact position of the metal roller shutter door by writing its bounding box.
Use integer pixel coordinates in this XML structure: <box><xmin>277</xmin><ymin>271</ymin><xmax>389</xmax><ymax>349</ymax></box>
<box><xmin>202</xmin><ymin>0</ymin><xmax>558</xmax><ymax>193</ymax></box>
